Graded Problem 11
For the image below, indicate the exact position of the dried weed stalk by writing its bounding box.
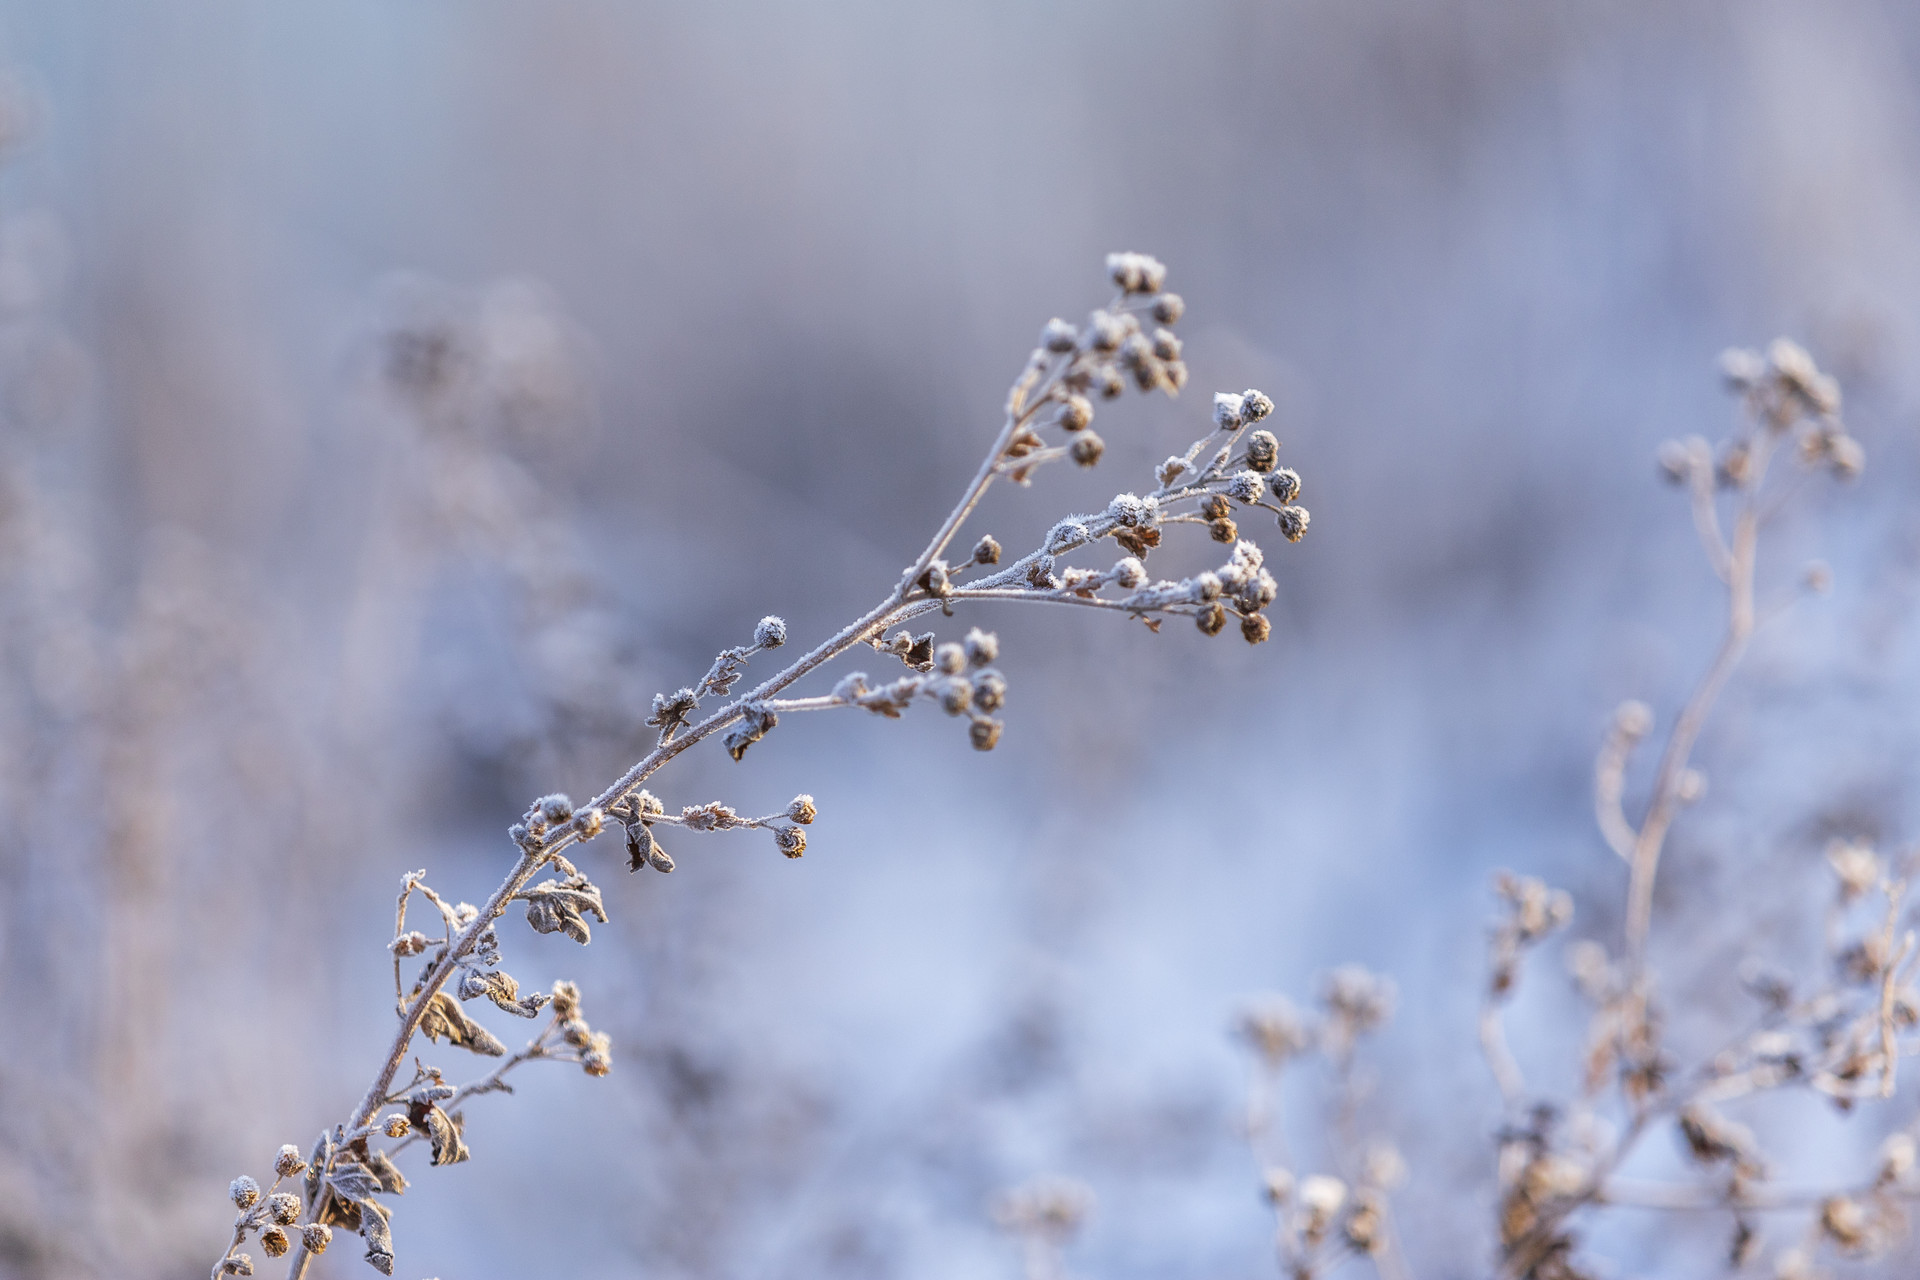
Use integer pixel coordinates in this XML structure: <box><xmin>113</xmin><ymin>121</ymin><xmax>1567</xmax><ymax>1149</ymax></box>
<box><xmin>209</xmin><ymin>254</ymin><xmax>1313</xmax><ymax>1279</ymax></box>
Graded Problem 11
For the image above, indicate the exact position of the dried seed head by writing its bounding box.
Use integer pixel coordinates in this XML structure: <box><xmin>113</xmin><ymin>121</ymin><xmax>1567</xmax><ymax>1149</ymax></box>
<box><xmin>391</xmin><ymin>930</ymin><xmax>428</xmax><ymax>958</ymax></box>
<box><xmin>1225</xmin><ymin>471</ymin><xmax>1264</xmax><ymax>503</ymax></box>
<box><xmin>1245</xmin><ymin>430</ymin><xmax>1279</xmax><ymax>472</ymax></box>
<box><xmin>1263</xmin><ymin>1168</ymin><xmax>1296</xmax><ymax>1204</ymax></box>
<box><xmin>301</xmin><ymin>1224</ymin><xmax>332</xmax><ymax>1256</ymax></box>
<box><xmin>537</xmin><ymin>794</ymin><xmax>574</xmax><ymax>823</ymax></box>
<box><xmin>1200</xmin><ymin>494</ymin><xmax>1231</xmax><ymax>521</ymax></box>
<box><xmin>1880</xmin><ymin>1132</ymin><xmax>1916</xmax><ymax>1183</ymax></box>
<box><xmin>219</xmin><ymin>1255</ymin><xmax>254</xmax><ymax>1276</ymax></box>
<box><xmin>775</xmin><ymin>826</ymin><xmax>807</xmax><ymax>858</ymax></box>
<box><xmin>229</xmin><ymin>1176</ymin><xmax>261</xmax><ymax>1209</ymax></box>
<box><xmin>1820</xmin><ymin>1196</ymin><xmax>1869</xmax><ymax>1249</ymax></box>
<box><xmin>1196</xmin><ymin>602</ymin><xmax>1227</xmax><ymax>636</ymax></box>
<box><xmin>1106</xmin><ymin>250</ymin><xmax>1167</xmax><ymax>294</ymax></box>
<box><xmin>1057</xmin><ymin>393</ymin><xmax>1093</xmax><ymax>432</ymax></box>
<box><xmin>1152</xmin><ymin>293</ymin><xmax>1185</xmax><ymax>324</ymax></box>
<box><xmin>972</xmin><ymin>670</ymin><xmax>1007</xmax><ymax>713</ymax></box>
<box><xmin>1070</xmin><ymin>432</ymin><xmax>1105</xmax><ymax>467</ymax></box>
<box><xmin>1720</xmin><ymin>346</ymin><xmax>1765</xmax><ymax>389</ymax></box>
<box><xmin>933</xmin><ymin>641</ymin><xmax>966</xmax><ymax>675</ymax></box>
<box><xmin>1195</xmin><ymin>572</ymin><xmax>1223</xmax><ymax>601</ymax></box>
<box><xmin>1164</xmin><ymin>359</ymin><xmax>1189</xmax><ymax>391</ymax></box>
<box><xmin>582</xmin><ymin>1031</ymin><xmax>613</xmax><ymax>1077</ymax></box>
<box><xmin>1112</xmin><ymin>556</ymin><xmax>1146</xmax><ymax>588</ymax></box>
<box><xmin>1241</xmin><ymin>389</ymin><xmax>1275</xmax><ymax>422</ymax></box>
<box><xmin>1827</xmin><ymin>839</ymin><xmax>1881</xmax><ymax>901</ymax></box>
<box><xmin>572</xmin><ymin>807</ymin><xmax>603</xmax><ymax>838</ymax></box>
<box><xmin>787</xmin><ymin>795</ymin><xmax>817</xmax><ymax>825</ymax></box>
<box><xmin>1151</xmin><ymin>327</ymin><xmax>1182</xmax><ymax>361</ymax></box>
<box><xmin>267</xmin><ymin>1193</ymin><xmax>301</xmax><ymax>1226</ymax></box>
<box><xmin>1300</xmin><ymin>1175</ymin><xmax>1348</xmax><ymax>1218</ymax></box>
<box><xmin>561</xmin><ymin>1017</ymin><xmax>592</xmax><ymax>1047</ymax></box>
<box><xmin>260</xmin><ymin>1228</ymin><xmax>290</xmax><ymax>1260</ymax></box>
<box><xmin>384</xmin><ymin>1115</ymin><xmax>411</xmax><ymax>1139</ymax></box>
<box><xmin>754</xmin><ymin>615</ymin><xmax>787</xmax><ymax>648</ymax></box>
<box><xmin>971</xmin><ymin>534</ymin><xmax>1002</xmax><ymax>565</ymax></box>
<box><xmin>550</xmin><ymin>979</ymin><xmax>581</xmax><ymax>1017</ymax></box>
<box><xmin>1209</xmin><ymin>518</ymin><xmax>1238</xmax><ymax>543</ymax></box>
<box><xmin>970</xmin><ymin>716</ymin><xmax>1004</xmax><ymax>751</ymax></box>
<box><xmin>1083</xmin><ymin>309</ymin><xmax>1126</xmax><ymax>353</ymax></box>
<box><xmin>273</xmin><ymin>1145</ymin><xmax>306</xmax><ymax>1179</ymax></box>
<box><xmin>962</xmin><ymin>628</ymin><xmax>999</xmax><ymax>667</ymax></box>
<box><xmin>1276</xmin><ymin>505</ymin><xmax>1310</xmax><ymax>542</ymax></box>
<box><xmin>1657</xmin><ymin>440</ymin><xmax>1692</xmax><ymax>483</ymax></box>
<box><xmin>1830</xmin><ymin>434</ymin><xmax>1865</xmax><ymax>477</ymax></box>
<box><xmin>1268</xmin><ymin>468</ymin><xmax>1301</xmax><ymax>505</ymax></box>
<box><xmin>940</xmin><ymin>677</ymin><xmax>974</xmax><ymax>715</ymax></box>
<box><xmin>1241</xmin><ymin>613</ymin><xmax>1272</xmax><ymax>644</ymax></box>
<box><xmin>1041</xmin><ymin>317</ymin><xmax>1078</xmax><ymax>353</ymax></box>
<box><xmin>1213</xmin><ymin>392</ymin><xmax>1246</xmax><ymax>430</ymax></box>
<box><xmin>635</xmin><ymin>790</ymin><xmax>665</xmax><ymax>818</ymax></box>
<box><xmin>1096</xmin><ymin>365</ymin><xmax>1125</xmax><ymax>399</ymax></box>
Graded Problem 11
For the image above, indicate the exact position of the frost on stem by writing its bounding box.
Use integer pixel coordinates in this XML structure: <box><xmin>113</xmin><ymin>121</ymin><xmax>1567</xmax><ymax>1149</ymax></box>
<box><xmin>236</xmin><ymin>253</ymin><xmax>1314</xmax><ymax>1280</ymax></box>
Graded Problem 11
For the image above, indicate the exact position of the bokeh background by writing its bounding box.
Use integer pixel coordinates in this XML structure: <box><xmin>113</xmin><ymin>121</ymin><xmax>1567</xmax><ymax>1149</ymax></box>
<box><xmin>5</xmin><ymin>2</ymin><xmax>1920</xmax><ymax>1277</ymax></box>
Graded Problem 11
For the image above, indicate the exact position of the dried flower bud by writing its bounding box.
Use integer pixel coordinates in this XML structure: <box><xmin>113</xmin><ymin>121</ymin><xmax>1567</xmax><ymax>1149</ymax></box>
<box><xmin>1197</xmin><ymin>602</ymin><xmax>1227</xmax><ymax>636</ymax></box>
<box><xmin>1827</xmin><ymin>839</ymin><xmax>1881</xmax><ymax>901</ymax></box>
<box><xmin>384</xmin><ymin>1115</ymin><xmax>411</xmax><ymax>1139</ymax></box>
<box><xmin>787</xmin><ymin>795</ymin><xmax>817</xmax><ymax>825</ymax></box>
<box><xmin>971</xmin><ymin>534</ymin><xmax>1002</xmax><ymax>565</ymax></box>
<box><xmin>775</xmin><ymin>826</ymin><xmax>807</xmax><ymax>858</ymax></box>
<box><xmin>940</xmin><ymin>677</ymin><xmax>974</xmax><ymax>715</ymax></box>
<box><xmin>1656</xmin><ymin>440</ymin><xmax>1692</xmax><ymax>483</ymax></box>
<box><xmin>970</xmin><ymin>716</ymin><xmax>1004</xmax><ymax>751</ymax></box>
<box><xmin>261</xmin><ymin>1228</ymin><xmax>290</xmax><ymax>1259</ymax></box>
<box><xmin>1263</xmin><ymin>1168</ymin><xmax>1295</xmax><ymax>1204</ymax></box>
<box><xmin>755</xmin><ymin>615</ymin><xmax>787</xmax><ymax>648</ymax></box>
<box><xmin>1164</xmin><ymin>359</ymin><xmax>1189</xmax><ymax>391</ymax></box>
<box><xmin>1041</xmin><ymin>318</ymin><xmax>1078</xmax><ymax>353</ymax></box>
<box><xmin>1830</xmin><ymin>434</ymin><xmax>1865</xmax><ymax>477</ymax></box>
<box><xmin>1152</xmin><ymin>293</ymin><xmax>1185</xmax><ymax>324</ymax></box>
<box><xmin>635</xmin><ymin>790</ymin><xmax>664</xmax><ymax>818</ymax></box>
<box><xmin>537</xmin><ymin>794</ymin><xmax>574</xmax><ymax>823</ymax></box>
<box><xmin>1106</xmin><ymin>250</ymin><xmax>1167</xmax><ymax>294</ymax></box>
<box><xmin>1241</xmin><ymin>613</ymin><xmax>1272</xmax><ymax>644</ymax></box>
<box><xmin>1213</xmin><ymin>392</ymin><xmax>1246</xmax><ymax>431</ymax></box>
<box><xmin>389</xmin><ymin>934</ymin><xmax>426</xmax><ymax>962</ymax></box>
<box><xmin>1151</xmin><ymin>328</ymin><xmax>1182</xmax><ymax>361</ymax></box>
<box><xmin>1157</xmin><ymin>455</ymin><xmax>1190</xmax><ymax>485</ymax></box>
<box><xmin>1268</xmin><ymin>468</ymin><xmax>1301</xmax><ymax>505</ymax></box>
<box><xmin>1244</xmin><ymin>430</ymin><xmax>1279</xmax><ymax>472</ymax></box>
<box><xmin>572</xmin><ymin>807</ymin><xmax>603</xmax><ymax>838</ymax></box>
<box><xmin>1095</xmin><ymin>365</ymin><xmax>1125</xmax><ymax>399</ymax></box>
<box><xmin>1300</xmin><ymin>1175</ymin><xmax>1348</xmax><ymax>1219</ymax></box>
<box><xmin>1820</xmin><ymin>1195</ymin><xmax>1868</xmax><ymax>1249</ymax></box>
<box><xmin>582</xmin><ymin>1031</ymin><xmax>614</xmax><ymax>1077</ymax></box>
<box><xmin>550</xmin><ymin>979</ymin><xmax>581</xmax><ymax>1017</ymax></box>
<box><xmin>961</xmin><ymin>628</ymin><xmax>998</xmax><ymax>667</ymax></box>
<box><xmin>218</xmin><ymin>1254</ymin><xmax>254</xmax><ymax>1276</ymax></box>
<box><xmin>1880</xmin><ymin>1132</ymin><xmax>1916</xmax><ymax>1183</ymax></box>
<box><xmin>301</xmin><ymin>1224</ymin><xmax>332</xmax><ymax>1256</ymax></box>
<box><xmin>267</xmin><ymin>1193</ymin><xmax>300</xmax><ymax>1226</ymax></box>
<box><xmin>1276</xmin><ymin>505</ymin><xmax>1310</xmax><ymax>542</ymax></box>
<box><xmin>1112</xmin><ymin>556</ymin><xmax>1146</xmax><ymax>588</ymax></box>
<box><xmin>230</xmin><ymin>1176</ymin><xmax>261</xmax><ymax>1210</ymax></box>
<box><xmin>1613</xmin><ymin>700</ymin><xmax>1653</xmax><ymax>738</ymax></box>
<box><xmin>1195</xmin><ymin>572</ymin><xmax>1223</xmax><ymax>601</ymax></box>
<box><xmin>1209</xmin><ymin>518</ymin><xmax>1238</xmax><ymax>543</ymax></box>
<box><xmin>1083</xmin><ymin>309</ymin><xmax>1125</xmax><ymax>354</ymax></box>
<box><xmin>931</xmin><ymin>641</ymin><xmax>965</xmax><ymax>675</ymax></box>
<box><xmin>1057</xmin><ymin>393</ymin><xmax>1093</xmax><ymax>432</ymax></box>
<box><xmin>972</xmin><ymin>670</ymin><xmax>1007</xmax><ymax>713</ymax></box>
<box><xmin>1070</xmin><ymin>432</ymin><xmax>1105</xmax><ymax>467</ymax></box>
<box><xmin>1225</xmin><ymin>471</ymin><xmax>1264</xmax><ymax>503</ymax></box>
<box><xmin>1200</xmin><ymin>494</ymin><xmax>1231</xmax><ymax>521</ymax></box>
<box><xmin>509</xmin><ymin>821</ymin><xmax>532</xmax><ymax>847</ymax></box>
<box><xmin>561</xmin><ymin>1017</ymin><xmax>592</xmax><ymax>1047</ymax></box>
<box><xmin>273</xmin><ymin>1145</ymin><xmax>306</xmax><ymax>1179</ymax></box>
<box><xmin>1720</xmin><ymin>346</ymin><xmax>1765</xmax><ymax>388</ymax></box>
<box><xmin>1240</xmin><ymin>389</ymin><xmax>1275</xmax><ymax>422</ymax></box>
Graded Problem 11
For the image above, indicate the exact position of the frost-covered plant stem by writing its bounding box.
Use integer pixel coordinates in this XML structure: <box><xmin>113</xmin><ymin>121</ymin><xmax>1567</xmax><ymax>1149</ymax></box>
<box><xmin>245</xmin><ymin>253</ymin><xmax>1312</xmax><ymax>1280</ymax></box>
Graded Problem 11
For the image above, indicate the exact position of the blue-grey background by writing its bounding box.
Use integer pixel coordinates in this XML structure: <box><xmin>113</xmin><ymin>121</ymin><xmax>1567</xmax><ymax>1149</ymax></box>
<box><xmin>3</xmin><ymin>3</ymin><xmax>1920</xmax><ymax>1277</ymax></box>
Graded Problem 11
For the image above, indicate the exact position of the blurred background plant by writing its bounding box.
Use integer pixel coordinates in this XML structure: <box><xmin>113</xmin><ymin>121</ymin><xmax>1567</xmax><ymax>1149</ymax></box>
<box><xmin>5</xmin><ymin>2</ymin><xmax>1920</xmax><ymax>1278</ymax></box>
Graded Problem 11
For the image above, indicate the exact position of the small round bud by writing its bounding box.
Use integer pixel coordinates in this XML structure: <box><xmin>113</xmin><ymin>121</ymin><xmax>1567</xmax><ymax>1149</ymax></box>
<box><xmin>572</xmin><ymin>807</ymin><xmax>603</xmax><ymax>838</ymax></box>
<box><xmin>1244</xmin><ymin>430</ymin><xmax>1279</xmax><ymax>472</ymax></box>
<box><xmin>963</xmin><ymin>628</ymin><xmax>999</xmax><ymax>667</ymax></box>
<box><xmin>1194</xmin><ymin>572</ymin><xmax>1223</xmax><ymax>601</ymax></box>
<box><xmin>582</xmin><ymin>1030</ymin><xmax>613</xmax><ymax>1077</ymax></box>
<box><xmin>267</xmin><ymin>1193</ymin><xmax>301</xmax><ymax>1226</ymax></box>
<box><xmin>1096</xmin><ymin>365</ymin><xmax>1125</xmax><ymax>399</ymax></box>
<box><xmin>934</xmin><ymin>642</ymin><xmax>966</xmax><ymax>675</ymax></box>
<box><xmin>1041</xmin><ymin>318</ymin><xmax>1078</xmax><ymax>353</ymax></box>
<box><xmin>1070</xmin><ymin>432</ymin><xmax>1106</xmax><ymax>467</ymax></box>
<box><xmin>939</xmin><ymin>677</ymin><xmax>973</xmax><ymax>716</ymax></box>
<box><xmin>537</xmin><ymin>794</ymin><xmax>573</xmax><ymax>823</ymax></box>
<box><xmin>775</xmin><ymin>826</ymin><xmax>807</xmax><ymax>858</ymax></box>
<box><xmin>635</xmin><ymin>789</ymin><xmax>664</xmax><ymax>817</ymax></box>
<box><xmin>972</xmin><ymin>670</ymin><xmax>1007</xmax><ymax>713</ymax></box>
<box><xmin>561</xmin><ymin>1017</ymin><xmax>593</xmax><ymax>1047</ymax></box>
<box><xmin>1157</xmin><ymin>455</ymin><xmax>1190</xmax><ymax>485</ymax></box>
<box><xmin>1209</xmin><ymin>518</ymin><xmax>1238</xmax><ymax>543</ymax></box>
<box><xmin>273</xmin><ymin>1145</ymin><xmax>306</xmax><ymax>1179</ymax></box>
<box><xmin>754</xmin><ymin>615</ymin><xmax>787</xmax><ymax>648</ymax></box>
<box><xmin>261</xmin><ymin>1228</ymin><xmax>290</xmax><ymax>1260</ymax></box>
<box><xmin>219</xmin><ymin>1254</ymin><xmax>254</xmax><ymax>1276</ymax></box>
<box><xmin>1241</xmin><ymin>613</ymin><xmax>1272</xmax><ymax>644</ymax></box>
<box><xmin>301</xmin><ymin>1224</ymin><xmax>333</xmax><ymax>1255</ymax></box>
<box><xmin>1164</xmin><ymin>359</ymin><xmax>1189</xmax><ymax>391</ymax></box>
<box><xmin>390</xmin><ymin>930</ymin><xmax>427</xmax><ymax>958</ymax></box>
<box><xmin>1106</xmin><ymin>250</ymin><xmax>1167</xmax><ymax>294</ymax></box>
<box><xmin>1213</xmin><ymin>392</ymin><xmax>1246</xmax><ymax>431</ymax></box>
<box><xmin>969</xmin><ymin>716</ymin><xmax>1004</xmax><ymax>751</ymax></box>
<box><xmin>1276</xmin><ymin>505</ymin><xmax>1310</xmax><ymax>542</ymax></box>
<box><xmin>384</xmin><ymin>1114</ymin><xmax>411</xmax><ymax>1139</ymax></box>
<box><xmin>1268</xmin><ymin>468</ymin><xmax>1301</xmax><ymax>505</ymax></box>
<box><xmin>1226</xmin><ymin>471</ymin><xmax>1264</xmax><ymax>502</ymax></box>
<box><xmin>787</xmin><ymin>795</ymin><xmax>817</xmax><ymax>825</ymax></box>
<box><xmin>1083</xmin><ymin>309</ymin><xmax>1125</xmax><ymax>354</ymax></box>
<box><xmin>1201</xmin><ymin>494</ymin><xmax>1232</xmax><ymax>521</ymax></box>
<box><xmin>971</xmin><ymin>534</ymin><xmax>1002</xmax><ymax>565</ymax></box>
<box><xmin>1196</xmin><ymin>602</ymin><xmax>1227</xmax><ymax>636</ymax></box>
<box><xmin>1112</xmin><ymin>557</ymin><xmax>1146</xmax><ymax>589</ymax></box>
<box><xmin>508</xmin><ymin>822</ymin><xmax>532</xmax><ymax>847</ymax></box>
<box><xmin>229</xmin><ymin>1175</ymin><xmax>261</xmax><ymax>1210</ymax></box>
<box><xmin>1152</xmin><ymin>293</ymin><xmax>1185</xmax><ymax>324</ymax></box>
<box><xmin>550</xmin><ymin>980</ymin><xmax>581</xmax><ymax>1017</ymax></box>
<box><xmin>1057</xmin><ymin>394</ymin><xmax>1092</xmax><ymax>431</ymax></box>
<box><xmin>1151</xmin><ymin>327</ymin><xmax>1182</xmax><ymax>361</ymax></box>
<box><xmin>1240</xmin><ymin>389</ymin><xmax>1275</xmax><ymax>422</ymax></box>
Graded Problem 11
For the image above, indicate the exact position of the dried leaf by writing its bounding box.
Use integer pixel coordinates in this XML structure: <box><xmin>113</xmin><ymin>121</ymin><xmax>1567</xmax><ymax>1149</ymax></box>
<box><xmin>522</xmin><ymin>874</ymin><xmax>607</xmax><ymax>945</ymax></box>
<box><xmin>364</xmin><ymin>1150</ymin><xmax>408</xmax><ymax>1196</ymax></box>
<box><xmin>358</xmin><ymin>1197</ymin><xmax>394</xmax><ymax>1275</ymax></box>
<box><xmin>417</xmin><ymin>991</ymin><xmax>507</xmax><ymax>1057</ymax></box>
<box><xmin>456</xmin><ymin>967</ymin><xmax>548</xmax><ymax>1018</ymax></box>
<box><xmin>424</xmin><ymin>1103</ymin><xmax>469</xmax><ymax>1167</ymax></box>
<box><xmin>326</xmin><ymin>1162</ymin><xmax>383</xmax><ymax>1205</ymax></box>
